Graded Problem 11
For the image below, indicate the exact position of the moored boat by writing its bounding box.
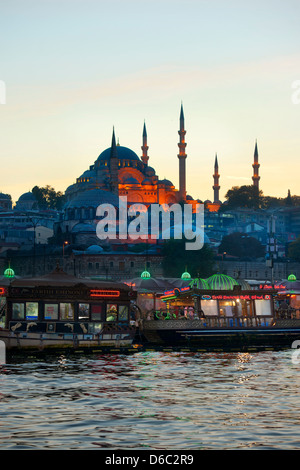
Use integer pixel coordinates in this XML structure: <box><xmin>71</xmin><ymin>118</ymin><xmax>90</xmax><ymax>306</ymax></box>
<box><xmin>139</xmin><ymin>274</ymin><xmax>300</xmax><ymax>351</ymax></box>
<box><xmin>0</xmin><ymin>266</ymin><xmax>138</xmax><ymax>354</ymax></box>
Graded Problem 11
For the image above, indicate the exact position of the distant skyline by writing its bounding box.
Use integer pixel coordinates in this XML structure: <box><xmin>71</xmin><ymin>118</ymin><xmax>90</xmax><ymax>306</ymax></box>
<box><xmin>1</xmin><ymin>0</ymin><xmax>300</xmax><ymax>204</ymax></box>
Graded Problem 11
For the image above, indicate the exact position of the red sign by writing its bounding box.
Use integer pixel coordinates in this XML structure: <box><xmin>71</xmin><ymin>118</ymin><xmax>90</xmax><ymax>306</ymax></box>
<box><xmin>260</xmin><ymin>284</ymin><xmax>286</xmax><ymax>290</ymax></box>
<box><xmin>90</xmin><ymin>289</ymin><xmax>120</xmax><ymax>298</ymax></box>
<box><xmin>163</xmin><ymin>286</ymin><xmax>191</xmax><ymax>297</ymax></box>
<box><xmin>210</xmin><ymin>294</ymin><xmax>267</xmax><ymax>300</ymax></box>
<box><xmin>0</xmin><ymin>287</ymin><xmax>6</xmax><ymax>296</ymax></box>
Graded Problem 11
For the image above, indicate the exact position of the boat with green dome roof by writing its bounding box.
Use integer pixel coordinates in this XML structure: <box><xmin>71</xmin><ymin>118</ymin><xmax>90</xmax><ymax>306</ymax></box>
<box><xmin>138</xmin><ymin>272</ymin><xmax>300</xmax><ymax>351</ymax></box>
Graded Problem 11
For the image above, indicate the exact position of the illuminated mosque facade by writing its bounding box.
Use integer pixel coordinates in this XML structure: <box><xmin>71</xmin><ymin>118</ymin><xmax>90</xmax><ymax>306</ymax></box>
<box><xmin>57</xmin><ymin>105</ymin><xmax>206</xmax><ymax>240</ymax></box>
<box><xmin>53</xmin><ymin>104</ymin><xmax>261</xmax><ymax>244</ymax></box>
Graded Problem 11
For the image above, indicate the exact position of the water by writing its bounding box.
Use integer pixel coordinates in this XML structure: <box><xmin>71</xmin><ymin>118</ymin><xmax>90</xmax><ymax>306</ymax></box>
<box><xmin>0</xmin><ymin>350</ymin><xmax>300</xmax><ymax>450</ymax></box>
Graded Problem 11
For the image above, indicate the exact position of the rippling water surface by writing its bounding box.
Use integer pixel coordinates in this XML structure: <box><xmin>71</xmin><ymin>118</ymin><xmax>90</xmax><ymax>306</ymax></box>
<box><xmin>1</xmin><ymin>350</ymin><xmax>300</xmax><ymax>450</ymax></box>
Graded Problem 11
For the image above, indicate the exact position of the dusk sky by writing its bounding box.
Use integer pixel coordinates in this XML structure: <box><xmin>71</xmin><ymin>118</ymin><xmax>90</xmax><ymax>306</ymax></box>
<box><xmin>1</xmin><ymin>0</ymin><xmax>300</xmax><ymax>204</ymax></box>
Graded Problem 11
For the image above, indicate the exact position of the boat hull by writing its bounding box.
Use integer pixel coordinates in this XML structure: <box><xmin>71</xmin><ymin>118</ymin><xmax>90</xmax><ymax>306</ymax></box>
<box><xmin>141</xmin><ymin>319</ymin><xmax>300</xmax><ymax>351</ymax></box>
<box><xmin>0</xmin><ymin>322</ymin><xmax>137</xmax><ymax>354</ymax></box>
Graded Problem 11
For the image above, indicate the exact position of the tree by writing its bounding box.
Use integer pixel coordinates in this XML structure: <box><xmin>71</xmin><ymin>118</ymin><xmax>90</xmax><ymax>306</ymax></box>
<box><xmin>288</xmin><ymin>237</ymin><xmax>300</xmax><ymax>262</ymax></box>
<box><xmin>162</xmin><ymin>239</ymin><xmax>215</xmax><ymax>278</ymax></box>
<box><xmin>218</xmin><ymin>232</ymin><xmax>265</xmax><ymax>259</ymax></box>
<box><xmin>32</xmin><ymin>185</ymin><xmax>65</xmax><ymax>210</ymax></box>
<box><xmin>221</xmin><ymin>186</ymin><xmax>300</xmax><ymax>211</ymax></box>
<box><xmin>221</xmin><ymin>185</ymin><xmax>263</xmax><ymax>210</ymax></box>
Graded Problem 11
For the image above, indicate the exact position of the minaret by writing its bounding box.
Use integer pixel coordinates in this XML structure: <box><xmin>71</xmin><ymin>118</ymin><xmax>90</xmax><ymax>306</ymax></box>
<box><xmin>177</xmin><ymin>103</ymin><xmax>187</xmax><ymax>201</ymax></box>
<box><xmin>109</xmin><ymin>127</ymin><xmax>119</xmax><ymax>195</ymax></box>
<box><xmin>141</xmin><ymin>121</ymin><xmax>149</xmax><ymax>165</ymax></box>
<box><xmin>213</xmin><ymin>154</ymin><xmax>220</xmax><ymax>203</ymax></box>
<box><xmin>252</xmin><ymin>140</ymin><xmax>260</xmax><ymax>190</ymax></box>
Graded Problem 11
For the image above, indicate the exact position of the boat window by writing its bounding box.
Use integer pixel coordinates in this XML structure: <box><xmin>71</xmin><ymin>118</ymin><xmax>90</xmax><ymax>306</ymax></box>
<box><xmin>44</xmin><ymin>304</ymin><xmax>59</xmax><ymax>320</ymax></box>
<box><xmin>255</xmin><ymin>299</ymin><xmax>272</xmax><ymax>316</ymax></box>
<box><xmin>201</xmin><ymin>300</ymin><xmax>218</xmax><ymax>316</ymax></box>
<box><xmin>118</xmin><ymin>305</ymin><xmax>128</xmax><ymax>321</ymax></box>
<box><xmin>219</xmin><ymin>300</ymin><xmax>235</xmax><ymax>317</ymax></box>
<box><xmin>79</xmin><ymin>303</ymin><xmax>90</xmax><ymax>321</ymax></box>
<box><xmin>237</xmin><ymin>299</ymin><xmax>252</xmax><ymax>316</ymax></box>
<box><xmin>91</xmin><ymin>304</ymin><xmax>105</xmax><ymax>321</ymax></box>
<box><xmin>26</xmin><ymin>302</ymin><xmax>38</xmax><ymax>320</ymax></box>
<box><xmin>12</xmin><ymin>302</ymin><xmax>25</xmax><ymax>320</ymax></box>
<box><xmin>60</xmin><ymin>303</ymin><xmax>74</xmax><ymax>321</ymax></box>
<box><xmin>88</xmin><ymin>322</ymin><xmax>103</xmax><ymax>334</ymax></box>
<box><xmin>106</xmin><ymin>304</ymin><xmax>117</xmax><ymax>322</ymax></box>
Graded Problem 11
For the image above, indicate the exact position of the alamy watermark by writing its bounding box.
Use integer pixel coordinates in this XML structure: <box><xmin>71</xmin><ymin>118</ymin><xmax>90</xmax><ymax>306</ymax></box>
<box><xmin>96</xmin><ymin>196</ymin><xmax>205</xmax><ymax>250</ymax></box>
<box><xmin>0</xmin><ymin>80</ymin><xmax>6</xmax><ymax>104</ymax></box>
<box><xmin>291</xmin><ymin>340</ymin><xmax>300</xmax><ymax>364</ymax></box>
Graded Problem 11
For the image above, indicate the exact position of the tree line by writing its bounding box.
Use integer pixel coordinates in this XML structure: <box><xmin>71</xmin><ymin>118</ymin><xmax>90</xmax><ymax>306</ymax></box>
<box><xmin>32</xmin><ymin>185</ymin><xmax>65</xmax><ymax>210</ymax></box>
<box><xmin>218</xmin><ymin>185</ymin><xmax>299</xmax><ymax>211</ymax></box>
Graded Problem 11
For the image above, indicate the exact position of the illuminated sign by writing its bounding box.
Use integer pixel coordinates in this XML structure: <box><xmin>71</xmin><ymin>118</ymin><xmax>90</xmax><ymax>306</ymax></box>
<box><xmin>0</xmin><ymin>287</ymin><xmax>6</xmax><ymax>296</ymax></box>
<box><xmin>161</xmin><ymin>286</ymin><xmax>191</xmax><ymax>299</ymax></box>
<box><xmin>260</xmin><ymin>284</ymin><xmax>286</xmax><ymax>290</ymax></box>
<box><xmin>203</xmin><ymin>294</ymin><xmax>269</xmax><ymax>300</ymax></box>
<box><xmin>90</xmin><ymin>289</ymin><xmax>120</xmax><ymax>298</ymax></box>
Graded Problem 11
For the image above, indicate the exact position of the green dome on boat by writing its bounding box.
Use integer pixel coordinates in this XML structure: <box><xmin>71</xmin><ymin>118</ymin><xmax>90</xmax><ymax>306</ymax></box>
<box><xmin>288</xmin><ymin>274</ymin><xmax>297</xmax><ymax>281</ymax></box>
<box><xmin>189</xmin><ymin>278</ymin><xmax>210</xmax><ymax>289</ymax></box>
<box><xmin>207</xmin><ymin>273</ymin><xmax>239</xmax><ymax>290</ymax></box>
<box><xmin>236</xmin><ymin>278</ymin><xmax>251</xmax><ymax>290</ymax></box>
<box><xmin>4</xmin><ymin>267</ymin><xmax>15</xmax><ymax>278</ymax></box>
<box><xmin>141</xmin><ymin>270</ymin><xmax>151</xmax><ymax>279</ymax></box>
<box><xmin>181</xmin><ymin>271</ymin><xmax>191</xmax><ymax>280</ymax></box>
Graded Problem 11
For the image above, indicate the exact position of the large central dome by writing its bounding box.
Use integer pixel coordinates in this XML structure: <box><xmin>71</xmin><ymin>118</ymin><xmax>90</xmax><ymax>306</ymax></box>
<box><xmin>97</xmin><ymin>145</ymin><xmax>140</xmax><ymax>162</ymax></box>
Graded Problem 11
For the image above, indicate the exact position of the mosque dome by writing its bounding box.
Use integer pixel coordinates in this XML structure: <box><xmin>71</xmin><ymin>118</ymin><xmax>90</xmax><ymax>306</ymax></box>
<box><xmin>18</xmin><ymin>192</ymin><xmax>36</xmax><ymax>201</ymax></box>
<box><xmin>71</xmin><ymin>223</ymin><xmax>96</xmax><ymax>233</ymax></box>
<box><xmin>80</xmin><ymin>169</ymin><xmax>96</xmax><ymax>178</ymax></box>
<box><xmin>123</xmin><ymin>176</ymin><xmax>140</xmax><ymax>185</ymax></box>
<box><xmin>97</xmin><ymin>146</ymin><xmax>140</xmax><ymax>162</ymax></box>
<box><xmin>206</xmin><ymin>273</ymin><xmax>239</xmax><ymax>290</ymax></box>
<box><xmin>142</xmin><ymin>178</ymin><xmax>152</xmax><ymax>185</ymax></box>
<box><xmin>145</xmin><ymin>166</ymin><xmax>156</xmax><ymax>176</ymax></box>
<box><xmin>85</xmin><ymin>245</ymin><xmax>104</xmax><ymax>253</ymax></box>
<box><xmin>65</xmin><ymin>188</ymin><xmax>119</xmax><ymax>209</ymax></box>
<box><xmin>0</xmin><ymin>193</ymin><xmax>11</xmax><ymax>200</ymax></box>
<box><xmin>158</xmin><ymin>179</ymin><xmax>173</xmax><ymax>186</ymax></box>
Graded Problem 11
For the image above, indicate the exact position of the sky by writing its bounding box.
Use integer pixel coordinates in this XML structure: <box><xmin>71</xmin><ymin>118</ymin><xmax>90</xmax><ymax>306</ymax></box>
<box><xmin>1</xmin><ymin>0</ymin><xmax>300</xmax><ymax>204</ymax></box>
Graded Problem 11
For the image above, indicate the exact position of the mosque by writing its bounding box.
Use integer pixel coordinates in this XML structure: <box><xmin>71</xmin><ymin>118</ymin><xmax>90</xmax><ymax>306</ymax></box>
<box><xmin>10</xmin><ymin>104</ymin><xmax>260</xmax><ymax>248</ymax></box>
<box><xmin>52</xmin><ymin>104</ymin><xmax>261</xmax><ymax>245</ymax></box>
<box><xmin>56</xmin><ymin>104</ymin><xmax>209</xmax><ymax>242</ymax></box>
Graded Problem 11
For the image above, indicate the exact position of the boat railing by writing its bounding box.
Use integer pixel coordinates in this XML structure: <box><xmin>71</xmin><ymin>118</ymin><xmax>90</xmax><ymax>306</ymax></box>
<box><xmin>142</xmin><ymin>308</ymin><xmax>300</xmax><ymax>329</ymax></box>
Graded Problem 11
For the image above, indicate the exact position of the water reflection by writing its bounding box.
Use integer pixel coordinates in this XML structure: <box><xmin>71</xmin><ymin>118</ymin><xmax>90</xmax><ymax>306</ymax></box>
<box><xmin>0</xmin><ymin>350</ymin><xmax>299</xmax><ymax>449</ymax></box>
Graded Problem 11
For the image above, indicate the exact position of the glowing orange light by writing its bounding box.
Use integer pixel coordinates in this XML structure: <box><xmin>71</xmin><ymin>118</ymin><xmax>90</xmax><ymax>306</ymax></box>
<box><xmin>90</xmin><ymin>289</ymin><xmax>120</xmax><ymax>298</ymax></box>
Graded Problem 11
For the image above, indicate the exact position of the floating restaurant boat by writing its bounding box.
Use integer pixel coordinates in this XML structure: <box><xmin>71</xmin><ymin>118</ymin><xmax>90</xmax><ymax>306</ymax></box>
<box><xmin>139</xmin><ymin>274</ymin><xmax>300</xmax><ymax>351</ymax></box>
<box><xmin>0</xmin><ymin>266</ymin><xmax>138</xmax><ymax>354</ymax></box>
